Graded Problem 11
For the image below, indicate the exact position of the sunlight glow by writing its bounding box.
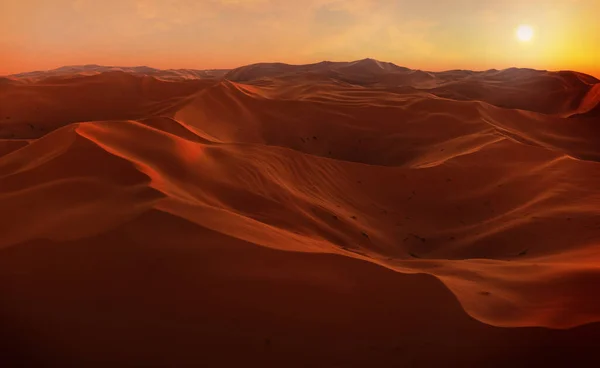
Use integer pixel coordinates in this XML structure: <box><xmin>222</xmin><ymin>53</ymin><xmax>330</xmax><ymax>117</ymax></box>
<box><xmin>516</xmin><ymin>25</ymin><xmax>535</xmax><ymax>42</ymax></box>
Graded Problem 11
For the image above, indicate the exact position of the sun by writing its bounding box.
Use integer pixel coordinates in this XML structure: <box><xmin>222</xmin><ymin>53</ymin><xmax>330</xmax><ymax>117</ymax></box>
<box><xmin>516</xmin><ymin>25</ymin><xmax>534</xmax><ymax>42</ymax></box>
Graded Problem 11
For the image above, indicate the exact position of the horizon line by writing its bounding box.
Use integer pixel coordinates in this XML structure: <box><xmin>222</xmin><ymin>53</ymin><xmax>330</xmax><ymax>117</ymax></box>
<box><xmin>3</xmin><ymin>58</ymin><xmax>599</xmax><ymax>80</ymax></box>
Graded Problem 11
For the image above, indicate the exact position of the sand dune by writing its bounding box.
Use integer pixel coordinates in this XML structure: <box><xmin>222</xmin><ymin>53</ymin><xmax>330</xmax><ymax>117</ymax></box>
<box><xmin>0</xmin><ymin>72</ymin><xmax>216</xmax><ymax>139</ymax></box>
<box><xmin>226</xmin><ymin>59</ymin><xmax>598</xmax><ymax>115</ymax></box>
<box><xmin>1</xmin><ymin>60</ymin><xmax>600</xmax><ymax>366</ymax></box>
<box><xmin>571</xmin><ymin>83</ymin><xmax>600</xmax><ymax>118</ymax></box>
<box><xmin>7</xmin><ymin>64</ymin><xmax>229</xmax><ymax>82</ymax></box>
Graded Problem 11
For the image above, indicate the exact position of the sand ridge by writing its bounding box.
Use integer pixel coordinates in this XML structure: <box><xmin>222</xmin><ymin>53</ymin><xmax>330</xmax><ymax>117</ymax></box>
<box><xmin>1</xmin><ymin>60</ymin><xmax>600</xmax><ymax>366</ymax></box>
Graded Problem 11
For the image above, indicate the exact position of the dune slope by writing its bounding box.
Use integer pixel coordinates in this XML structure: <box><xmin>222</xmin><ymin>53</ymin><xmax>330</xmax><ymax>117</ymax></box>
<box><xmin>1</xmin><ymin>61</ymin><xmax>600</xmax><ymax>366</ymax></box>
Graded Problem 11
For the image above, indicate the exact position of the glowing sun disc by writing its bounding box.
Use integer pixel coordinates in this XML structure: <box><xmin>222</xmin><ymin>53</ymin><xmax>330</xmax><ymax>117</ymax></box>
<box><xmin>516</xmin><ymin>25</ymin><xmax>534</xmax><ymax>42</ymax></box>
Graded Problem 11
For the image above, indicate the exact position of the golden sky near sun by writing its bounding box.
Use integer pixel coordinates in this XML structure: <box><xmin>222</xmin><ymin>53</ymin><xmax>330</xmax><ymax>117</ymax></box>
<box><xmin>1</xmin><ymin>0</ymin><xmax>599</xmax><ymax>76</ymax></box>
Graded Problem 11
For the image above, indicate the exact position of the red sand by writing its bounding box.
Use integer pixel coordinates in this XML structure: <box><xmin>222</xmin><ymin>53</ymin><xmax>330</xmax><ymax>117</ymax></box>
<box><xmin>1</xmin><ymin>60</ymin><xmax>600</xmax><ymax>366</ymax></box>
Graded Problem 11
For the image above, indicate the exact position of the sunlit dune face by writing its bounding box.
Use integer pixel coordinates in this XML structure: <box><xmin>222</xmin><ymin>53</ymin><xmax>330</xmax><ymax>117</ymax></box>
<box><xmin>516</xmin><ymin>25</ymin><xmax>534</xmax><ymax>42</ymax></box>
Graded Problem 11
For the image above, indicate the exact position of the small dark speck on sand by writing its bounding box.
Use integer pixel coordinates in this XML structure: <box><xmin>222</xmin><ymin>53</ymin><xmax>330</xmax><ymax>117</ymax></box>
<box><xmin>361</xmin><ymin>232</ymin><xmax>369</xmax><ymax>239</ymax></box>
<box><xmin>409</xmin><ymin>233</ymin><xmax>426</xmax><ymax>242</ymax></box>
<box><xmin>479</xmin><ymin>291</ymin><xmax>491</xmax><ymax>296</ymax></box>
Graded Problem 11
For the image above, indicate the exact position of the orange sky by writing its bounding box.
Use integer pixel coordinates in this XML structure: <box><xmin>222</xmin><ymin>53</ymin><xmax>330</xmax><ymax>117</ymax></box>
<box><xmin>1</xmin><ymin>0</ymin><xmax>599</xmax><ymax>77</ymax></box>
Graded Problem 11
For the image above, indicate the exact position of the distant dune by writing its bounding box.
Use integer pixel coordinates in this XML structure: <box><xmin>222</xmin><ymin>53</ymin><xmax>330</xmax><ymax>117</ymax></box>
<box><xmin>6</xmin><ymin>64</ymin><xmax>230</xmax><ymax>82</ymax></box>
<box><xmin>225</xmin><ymin>59</ymin><xmax>599</xmax><ymax>115</ymax></box>
<box><xmin>1</xmin><ymin>59</ymin><xmax>600</xmax><ymax>366</ymax></box>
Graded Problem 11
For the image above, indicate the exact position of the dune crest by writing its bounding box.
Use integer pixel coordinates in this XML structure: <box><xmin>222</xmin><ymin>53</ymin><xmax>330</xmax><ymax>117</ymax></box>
<box><xmin>6</xmin><ymin>64</ymin><xmax>229</xmax><ymax>82</ymax></box>
<box><xmin>1</xmin><ymin>60</ymin><xmax>600</xmax><ymax>366</ymax></box>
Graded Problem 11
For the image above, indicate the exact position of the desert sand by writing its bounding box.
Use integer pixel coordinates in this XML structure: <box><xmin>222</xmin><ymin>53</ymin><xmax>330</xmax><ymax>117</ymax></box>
<box><xmin>1</xmin><ymin>59</ymin><xmax>600</xmax><ymax>367</ymax></box>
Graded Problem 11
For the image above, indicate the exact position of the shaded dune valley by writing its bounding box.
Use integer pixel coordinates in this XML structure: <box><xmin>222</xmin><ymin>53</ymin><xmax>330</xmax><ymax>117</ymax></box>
<box><xmin>2</xmin><ymin>59</ymin><xmax>600</xmax><ymax>367</ymax></box>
